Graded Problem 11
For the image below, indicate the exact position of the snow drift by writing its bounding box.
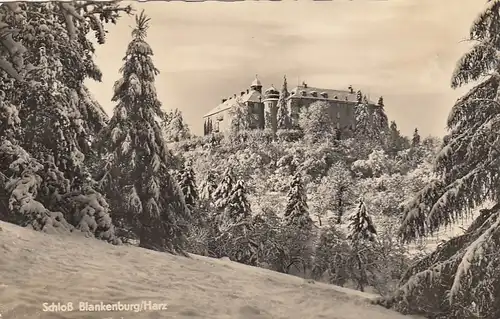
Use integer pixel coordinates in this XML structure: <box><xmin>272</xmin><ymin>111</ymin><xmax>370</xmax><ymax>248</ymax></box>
<box><xmin>0</xmin><ymin>221</ymin><xmax>424</xmax><ymax>319</ymax></box>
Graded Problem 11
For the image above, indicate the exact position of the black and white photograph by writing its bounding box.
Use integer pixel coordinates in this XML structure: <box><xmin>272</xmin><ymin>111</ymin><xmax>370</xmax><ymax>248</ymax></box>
<box><xmin>0</xmin><ymin>0</ymin><xmax>496</xmax><ymax>318</ymax></box>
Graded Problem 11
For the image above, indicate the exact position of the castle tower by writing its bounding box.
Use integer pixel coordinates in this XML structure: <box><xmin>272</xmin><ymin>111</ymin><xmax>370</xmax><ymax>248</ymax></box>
<box><xmin>263</xmin><ymin>84</ymin><xmax>279</xmax><ymax>132</ymax></box>
<box><xmin>250</xmin><ymin>74</ymin><xmax>262</xmax><ymax>93</ymax></box>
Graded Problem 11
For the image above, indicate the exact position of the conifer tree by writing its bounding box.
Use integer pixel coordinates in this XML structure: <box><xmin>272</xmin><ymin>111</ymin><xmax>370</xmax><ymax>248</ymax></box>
<box><xmin>363</xmin><ymin>95</ymin><xmax>369</xmax><ymax>104</ymax></box>
<box><xmin>284</xmin><ymin>172</ymin><xmax>312</xmax><ymax>228</ymax></box>
<box><xmin>199</xmin><ymin>171</ymin><xmax>218</xmax><ymax>201</ymax></box>
<box><xmin>385</xmin><ymin>2</ymin><xmax>500</xmax><ymax>317</ymax></box>
<box><xmin>312</xmin><ymin>225</ymin><xmax>350</xmax><ymax>286</ymax></box>
<box><xmin>212</xmin><ymin>168</ymin><xmax>234</xmax><ymax>209</ymax></box>
<box><xmin>0</xmin><ymin>3</ymin><xmax>128</xmax><ymax>242</ymax></box>
<box><xmin>177</xmin><ymin>161</ymin><xmax>198</xmax><ymax>210</ymax></box>
<box><xmin>356</xmin><ymin>90</ymin><xmax>363</xmax><ymax>104</ymax></box>
<box><xmin>218</xmin><ymin>179</ymin><xmax>258</xmax><ymax>265</ymax></box>
<box><xmin>411</xmin><ymin>128</ymin><xmax>421</xmax><ymax>147</ymax></box>
<box><xmin>223</xmin><ymin>180</ymin><xmax>252</xmax><ymax>228</ymax></box>
<box><xmin>0</xmin><ymin>140</ymin><xmax>74</xmax><ymax>234</ymax></box>
<box><xmin>354</xmin><ymin>94</ymin><xmax>388</xmax><ymax>140</ymax></box>
<box><xmin>95</xmin><ymin>11</ymin><xmax>190</xmax><ymax>253</ymax></box>
<box><xmin>347</xmin><ymin>199</ymin><xmax>377</xmax><ymax>242</ymax></box>
<box><xmin>347</xmin><ymin>199</ymin><xmax>377</xmax><ymax>292</ymax></box>
<box><xmin>378</xmin><ymin>96</ymin><xmax>384</xmax><ymax>107</ymax></box>
<box><xmin>374</xmin><ymin>96</ymin><xmax>389</xmax><ymax>133</ymax></box>
<box><xmin>276</xmin><ymin>75</ymin><xmax>291</xmax><ymax>130</ymax></box>
<box><xmin>387</xmin><ymin>121</ymin><xmax>402</xmax><ymax>156</ymax></box>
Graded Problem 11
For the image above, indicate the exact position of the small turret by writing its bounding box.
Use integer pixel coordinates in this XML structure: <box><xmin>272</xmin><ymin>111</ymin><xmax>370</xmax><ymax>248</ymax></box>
<box><xmin>263</xmin><ymin>84</ymin><xmax>280</xmax><ymax>132</ymax></box>
<box><xmin>250</xmin><ymin>74</ymin><xmax>262</xmax><ymax>93</ymax></box>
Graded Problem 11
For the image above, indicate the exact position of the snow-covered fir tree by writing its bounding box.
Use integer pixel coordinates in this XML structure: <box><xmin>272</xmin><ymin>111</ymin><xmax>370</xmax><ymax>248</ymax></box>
<box><xmin>176</xmin><ymin>161</ymin><xmax>198</xmax><ymax>210</ymax></box>
<box><xmin>354</xmin><ymin>93</ymin><xmax>388</xmax><ymax>140</ymax></box>
<box><xmin>284</xmin><ymin>172</ymin><xmax>312</xmax><ymax>228</ymax></box>
<box><xmin>377</xmin><ymin>96</ymin><xmax>384</xmax><ymax>107</ymax></box>
<box><xmin>374</xmin><ymin>96</ymin><xmax>389</xmax><ymax>134</ymax></box>
<box><xmin>347</xmin><ymin>199</ymin><xmax>377</xmax><ymax>242</ymax></box>
<box><xmin>276</xmin><ymin>75</ymin><xmax>291</xmax><ymax>130</ymax></box>
<box><xmin>387</xmin><ymin>121</ymin><xmax>406</xmax><ymax>157</ymax></box>
<box><xmin>199</xmin><ymin>171</ymin><xmax>218</xmax><ymax>201</ymax></box>
<box><xmin>12</xmin><ymin>3</ymin><xmax>131</xmax><ymax>171</ymax></box>
<box><xmin>347</xmin><ymin>198</ymin><xmax>377</xmax><ymax>292</ymax></box>
<box><xmin>411</xmin><ymin>128</ymin><xmax>421</xmax><ymax>147</ymax></box>
<box><xmin>384</xmin><ymin>3</ymin><xmax>500</xmax><ymax>317</ymax></box>
<box><xmin>217</xmin><ymin>179</ymin><xmax>258</xmax><ymax>265</ymax></box>
<box><xmin>95</xmin><ymin>11</ymin><xmax>190</xmax><ymax>253</ymax></box>
<box><xmin>0</xmin><ymin>2</ymin><xmax>129</xmax><ymax>243</ymax></box>
<box><xmin>0</xmin><ymin>140</ymin><xmax>75</xmax><ymax>234</ymax></box>
<box><xmin>312</xmin><ymin>225</ymin><xmax>350</xmax><ymax>286</ymax></box>
<box><xmin>356</xmin><ymin>90</ymin><xmax>363</xmax><ymax>104</ymax></box>
<box><xmin>222</xmin><ymin>179</ymin><xmax>251</xmax><ymax>227</ymax></box>
<box><xmin>212</xmin><ymin>168</ymin><xmax>234</xmax><ymax>209</ymax></box>
<box><xmin>162</xmin><ymin>108</ymin><xmax>191</xmax><ymax>143</ymax></box>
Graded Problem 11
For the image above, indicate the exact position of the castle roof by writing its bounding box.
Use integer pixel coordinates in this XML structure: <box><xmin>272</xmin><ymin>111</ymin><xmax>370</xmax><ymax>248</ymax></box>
<box><xmin>204</xmin><ymin>84</ymin><xmax>377</xmax><ymax>118</ymax></box>
<box><xmin>289</xmin><ymin>85</ymin><xmax>376</xmax><ymax>104</ymax></box>
<box><xmin>265</xmin><ymin>85</ymin><xmax>278</xmax><ymax>94</ymax></box>
<box><xmin>251</xmin><ymin>77</ymin><xmax>262</xmax><ymax>87</ymax></box>
<box><xmin>203</xmin><ymin>89</ymin><xmax>263</xmax><ymax>118</ymax></box>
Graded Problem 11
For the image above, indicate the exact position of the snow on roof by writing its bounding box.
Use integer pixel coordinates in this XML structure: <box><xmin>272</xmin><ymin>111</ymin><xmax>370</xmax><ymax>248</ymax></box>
<box><xmin>265</xmin><ymin>85</ymin><xmax>278</xmax><ymax>93</ymax></box>
<box><xmin>204</xmin><ymin>84</ymin><xmax>377</xmax><ymax>118</ymax></box>
<box><xmin>203</xmin><ymin>90</ymin><xmax>263</xmax><ymax>118</ymax></box>
<box><xmin>251</xmin><ymin>77</ymin><xmax>262</xmax><ymax>87</ymax></box>
<box><xmin>289</xmin><ymin>85</ymin><xmax>376</xmax><ymax>104</ymax></box>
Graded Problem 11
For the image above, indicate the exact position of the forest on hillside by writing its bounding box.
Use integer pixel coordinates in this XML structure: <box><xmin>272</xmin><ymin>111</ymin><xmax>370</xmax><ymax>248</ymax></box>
<box><xmin>1</xmin><ymin>1</ymin><xmax>500</xmax><ymax>319</ymax></box>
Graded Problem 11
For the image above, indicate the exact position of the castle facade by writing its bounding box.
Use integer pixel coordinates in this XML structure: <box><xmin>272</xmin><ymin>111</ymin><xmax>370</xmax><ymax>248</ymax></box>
<box><xmin>202</xmin><ymin>76</ymin><xmax>376</xmax><ymax>135</ymax></box>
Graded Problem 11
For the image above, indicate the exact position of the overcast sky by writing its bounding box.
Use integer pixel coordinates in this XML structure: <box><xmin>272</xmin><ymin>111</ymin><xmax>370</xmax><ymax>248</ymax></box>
<box><xmin>85</xmin><ymin>0</ymin><xmax>485</xmax><ymax>138</ymax></box>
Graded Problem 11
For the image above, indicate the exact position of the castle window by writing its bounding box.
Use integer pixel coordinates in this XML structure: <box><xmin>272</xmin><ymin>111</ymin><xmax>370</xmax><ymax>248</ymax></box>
<box><xmin>213</xmin><ymin>120</ymin><xmax>220</xmax><ymax>132</ymax></box>
<box><xmin>336</xmin><ymin>111</ymin><xmax>341</xmax><ymax>119</ymax></box>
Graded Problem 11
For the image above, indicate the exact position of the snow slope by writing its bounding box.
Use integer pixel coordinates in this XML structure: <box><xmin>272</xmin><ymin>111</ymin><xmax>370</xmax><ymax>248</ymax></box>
<box><xmin>0</xmin><ymin>222</ymin><xmax>425</xmax><ymax>319</ymax></box>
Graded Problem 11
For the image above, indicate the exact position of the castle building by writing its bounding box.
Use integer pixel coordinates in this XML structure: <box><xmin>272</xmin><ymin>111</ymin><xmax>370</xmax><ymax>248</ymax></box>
<box><xmin>203</xmin><ymin>75</ymin><xmax>376</xmax><ymax>135</ymax></box>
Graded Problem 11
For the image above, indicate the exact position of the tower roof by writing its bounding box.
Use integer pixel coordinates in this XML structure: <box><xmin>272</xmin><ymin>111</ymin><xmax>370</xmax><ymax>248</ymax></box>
<box><xmin>265</xmin><ymin>85</ymin><xmax>278</xmax><ymax>93</ymax></box>
<box><xmin>251</xmin><ymin>75</ymin><xmax>262</xmax><ymax>87</ymax></box>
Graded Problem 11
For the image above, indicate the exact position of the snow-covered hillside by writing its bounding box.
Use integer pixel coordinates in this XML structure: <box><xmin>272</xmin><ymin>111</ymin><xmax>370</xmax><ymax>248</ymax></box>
<box><xmin>0</xmin><ymin>222</ymin><xmax>425</xmax><ymax>319</ymax></box>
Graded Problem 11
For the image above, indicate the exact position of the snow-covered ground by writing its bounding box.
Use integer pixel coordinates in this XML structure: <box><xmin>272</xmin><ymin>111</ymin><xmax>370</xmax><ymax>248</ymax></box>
<box><xmin>0</xmin><ymin>221</ymin><xmax>424</xmax><ymax>319</ymax></box>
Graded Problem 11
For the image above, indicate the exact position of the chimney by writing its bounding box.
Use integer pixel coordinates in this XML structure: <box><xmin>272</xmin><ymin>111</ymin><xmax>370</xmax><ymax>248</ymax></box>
<box><xmin>348</xmin><ymin>85</ymin><xmax>354</xmax><ymax>94</ymax></box>
<box><xmin>241</xmin><ymin>91</ymin><xmax>245</xmax><ymax>96</ymax></box>
<box><xmin>302</xmin><ymin>81</ymin><xmax>308</xmax><ymax>88</ymax></box>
